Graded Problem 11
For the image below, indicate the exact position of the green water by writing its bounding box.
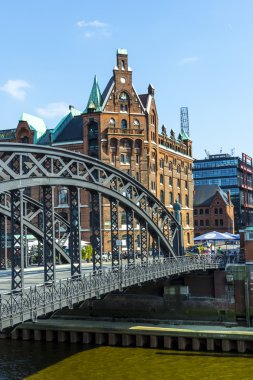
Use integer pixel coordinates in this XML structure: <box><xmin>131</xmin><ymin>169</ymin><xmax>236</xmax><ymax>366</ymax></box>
<box><xmin>26</xmin><ymin>346</ymin><xmax>253</xmax><ymax>380</ymax></box>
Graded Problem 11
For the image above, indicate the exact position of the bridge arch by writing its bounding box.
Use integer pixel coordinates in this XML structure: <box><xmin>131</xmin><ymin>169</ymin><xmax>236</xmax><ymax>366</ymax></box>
<box><xmin>0</xmin><ymin>143</ymin><xmax>182</xmax><ymax>290</ymax></box>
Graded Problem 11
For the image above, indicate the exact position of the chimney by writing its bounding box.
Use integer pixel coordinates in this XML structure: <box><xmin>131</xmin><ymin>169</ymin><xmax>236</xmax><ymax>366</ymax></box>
<box><xmin>227</xmin><ymin>190</ymin><xmax>231</xmax><ymax>204</ymax></box>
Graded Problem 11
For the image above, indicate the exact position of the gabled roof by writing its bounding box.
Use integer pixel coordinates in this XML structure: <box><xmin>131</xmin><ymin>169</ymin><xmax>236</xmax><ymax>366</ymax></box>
<box><xmin>194</xmin><ymin>185</ymin><xmax>231</xmax><ymax>207</ymax></box>
<box><xmin>51</xmin><ymin>106</ymin><xmax>81</xmax><ymax>142</ymax></box>
<box><xmin>83</xmin><ymin>75</ymin><xmax>102</xmax><ymax>113</ymax></box>
<box><xmin>139</xmin><ymin>94</ymin><xmax>148</xmax><ymax>108</ymax></box>
<box><xmin>20</xmin><ymin>112</ymin><xmax>47</xmax><ymax>143</ymax></box>
<box><xmin>52</xmin><ymin>115</ymin><xmax>83</xmax><ymax>143</ymax></box>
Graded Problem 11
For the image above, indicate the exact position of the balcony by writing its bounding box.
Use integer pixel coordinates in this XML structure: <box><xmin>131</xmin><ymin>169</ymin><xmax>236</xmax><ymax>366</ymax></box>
<box><xmin>106</xmin><ymin>127</ymin><xmax>144</xmax><ymax>136</ymax></box>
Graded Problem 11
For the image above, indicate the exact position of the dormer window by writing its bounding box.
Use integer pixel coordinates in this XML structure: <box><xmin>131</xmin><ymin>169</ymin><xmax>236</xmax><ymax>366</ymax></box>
<box><xmin>119</xmin><ymin>92</ymin><xmax>129</xmax><ymax>101</ymax></box>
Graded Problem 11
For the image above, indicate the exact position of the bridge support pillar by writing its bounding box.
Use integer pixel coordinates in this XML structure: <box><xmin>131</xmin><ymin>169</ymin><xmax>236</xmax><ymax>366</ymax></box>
<box><xmin>58</xmin><ymin>331</ymin><xmax>67</xmax><ymax>343</ymax></box>
<box><xmin>150</xmin><ymin>335</ymin><xmax>158</xmax><ymax>348</ymax></box>
<box><xmin>11</xmin><ymin>329</ymin><xmax>19</xmax><ymax>340</ymax></box>
<box><xmin>221</xmin><ymin>339</ymin><xmax>232</xmax><ymax>352</ymax></box>
<box><xmin>70</xmin><ymin>331</ymin><xmax>79</xmax><ymax>343</ymax></box>
<box><xmin>108</xmin><ymin>333</ymin><xmax>119</xmax><ymax>346</ymax></box>
<box><xmin>206</xmin><ymin>338</ymin><xmax>215</xmax><ymax>351</ymax></box>
<box><xmin>69</xmin><ymin>187</ymin><xmax>81</xmax><ymax>277</ymax></box>
<box><xmin>43</xmin><ymin>186</ymin><xmax>56</xmax><ymax>283</ymax></box>
<box><xmin>83</xmin><ymin>332</ymin><xmax>93</xmax><ymax>344</ymax></box>
<box><xmin>192</xmin><ymin>338</ymin><xmax>201</xmax><ymax>351</ymax></box>
<box><xmin>237</xmin><ymin>340</ymin><xmax>246</xmax><ymax>353</ymax></box>
<box><xmin>122</xmin><ymin>334</ymin><xmax>133</xmax><ymax>347</ymax></box>
<box><xmin>178</xmin><ymin>337</ymin><xmax>187</xmax><ymax>350</ymax></box>
<box><xmin>110</xmin><ymin>199</ymin><xmax>119</xmax><ymax>270</ymax></box>
<box><xmin>91</xmin><ymin>192</ymin><xmax>102</xmax><ymax>272</ymax></box>
<box><xmin>95</xmin><ymin>333</ymin><xmax>106</xmax><ymax>345</ymax></box>
<box><xmin>164</xmin><ymin>336</ymin><xmax>172</xmax><ymax>349</ymax></box>
<box><xmin>45</xmin><ymin>330</ymin><xmax>54</xmax><ymax>342</ymax></box>
<box><xmin>22</xmin><ymin>329</ymin><xmax>31</xmax><ymax>341</ymax></box>
<box><xmin>34</xmin><ymin>330</ymin><xmax>42</xmax><ymax>341</ymax></box>
<box><xmin>136</xmin><ymin>335</ymin><xmax>147</xmax><ymax>347</ymax></box>
<box><xmin>126</xmin><ymin>208</ymin><xmax>134</xmax><ymax>267</ymax></box>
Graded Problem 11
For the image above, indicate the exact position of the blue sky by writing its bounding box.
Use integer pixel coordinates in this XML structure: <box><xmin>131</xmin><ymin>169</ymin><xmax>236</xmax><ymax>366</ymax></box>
<box><xmin>0</xmin><ymin>0</ymin><xmax>253</xmax><ymax>159</ymax></box>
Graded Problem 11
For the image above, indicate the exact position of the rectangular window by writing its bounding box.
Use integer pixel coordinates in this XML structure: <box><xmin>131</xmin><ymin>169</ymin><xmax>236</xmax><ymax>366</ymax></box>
<box><xmin>120</xmin><ymin>154</ymin><xmax>125</xmax><ymax>163</ymax></box>
<box><xmin>215</xmin><ymin>219</ymin><xmax>218</xmax><ymax>226</ymax></box>
<box><xmin>136</xmin><ymin>155</ymin><xmax>139</xmax><ymax>164</ymax></box>
<box><xmin>200</xmin><ymin>220</ymin><xmax>204</xmax><ymax>226</ymax></box>
<box><xmin>206</xmin><ymin>220</ymin><xmax>210</xmax><ymax>226</ymax></box>
<box><xmin>126</xmin><ymin>155</ymin><xmax>130</xmax><ymax>164</ymax></box>
<box><xmin>194</xmin><ymin>220</ymin><xmax>198</xmax><ymax>227</ymax></box>
<box><xmin>220</xmin><ymin>219</ymin><xmax>223</xmax><ymax>226</ymax></box>
<box><xmin>205</xmin><ymin>209</ymin><xmax>209</xmax><ymax>214</ymax></box>
<box><xmin>160</xmin><ymin>174</ymin><xmax>164</xmax><ymax>184</ymax></box>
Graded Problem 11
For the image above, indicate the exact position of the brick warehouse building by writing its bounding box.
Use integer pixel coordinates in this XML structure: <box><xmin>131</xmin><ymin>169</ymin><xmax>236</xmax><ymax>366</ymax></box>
<box><xmin>0</xmin><ymin>49</ymin><xmax>194</xmax><ymax>249</ymax></box>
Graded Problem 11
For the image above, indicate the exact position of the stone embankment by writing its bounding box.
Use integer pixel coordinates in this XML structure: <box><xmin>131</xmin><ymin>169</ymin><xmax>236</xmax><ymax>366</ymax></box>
<box><xmin>8</xmin><ymin>318</ymin><xmax>253</xmax><ymax>354</ymax></box>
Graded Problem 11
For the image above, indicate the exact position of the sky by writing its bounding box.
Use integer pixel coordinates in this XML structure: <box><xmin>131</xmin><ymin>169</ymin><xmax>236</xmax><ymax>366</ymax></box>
<box><xmin>0</xmin><ymin>0</ymin><xmax>253</xmax><ymax>159</ymax></box>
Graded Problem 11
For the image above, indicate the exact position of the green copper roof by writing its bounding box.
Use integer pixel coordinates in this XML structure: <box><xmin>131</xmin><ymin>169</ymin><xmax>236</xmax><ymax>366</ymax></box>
<box><xmin>20</xmin><ymin>113</ymin><xmax>47</xmax><ymax>143</ymax></box>
<box><xmin>181</xmin><ymin>128</ymin><xmax>191</xmax><ymax>141</ymax></box>
<box><xmin>51</xmin><ymin>106</ymin><xmax>82</xmax><ymax>142</ymax></box>
<box><xmin>83</xmin><ymin>75</ymin><xmax>102</xmax><ymax>113</ymax></box>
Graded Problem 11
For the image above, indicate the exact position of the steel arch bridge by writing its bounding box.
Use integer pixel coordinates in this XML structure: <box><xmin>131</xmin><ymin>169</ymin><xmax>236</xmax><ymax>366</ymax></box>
<box><xmin>0</xmin><ymin>143</ymin><xmax>183</xmax><ymax>290</ymax></box>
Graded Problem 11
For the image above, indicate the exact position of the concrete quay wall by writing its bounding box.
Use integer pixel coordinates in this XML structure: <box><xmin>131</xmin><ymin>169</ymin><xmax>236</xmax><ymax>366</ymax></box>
<box><xmin>8</xmin><ymin>319</ymin><xmax>253</xmax><ymax>354</ymax></box>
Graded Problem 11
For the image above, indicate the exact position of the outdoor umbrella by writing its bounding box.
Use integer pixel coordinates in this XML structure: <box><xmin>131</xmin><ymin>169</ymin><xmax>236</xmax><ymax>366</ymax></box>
<box><xmin>194</xmin><ymin>231</ymin><xmax>235</xmax><ymax>241</ymax></box>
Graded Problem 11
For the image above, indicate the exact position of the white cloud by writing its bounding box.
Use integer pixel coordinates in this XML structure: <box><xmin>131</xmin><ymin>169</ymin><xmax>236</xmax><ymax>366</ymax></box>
<box><xmin>76</xmin><ymin>19</ymin><xmax>111</xmax><ymax>38</ymax></box>
<box><xmin>77</xmin><ymin>20</ymin><xmax>108</xmax><ymax>28</ymax></box>
<box><xmin>36</xmin><ymin>102</ymin><xmax>69</xmax><ymax>119</ymax></box>
<box><xmin>0</xmin><ymin>79</ymin><xmax>30</xmax><ymax>100</ymax></box>
<box><xmin>179</xmin><ymin>56</ymin><xmax>200</xmax><ymax>65</ymax></box>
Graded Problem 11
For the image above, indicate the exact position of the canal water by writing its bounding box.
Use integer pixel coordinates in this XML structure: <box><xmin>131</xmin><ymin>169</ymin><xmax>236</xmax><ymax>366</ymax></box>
<box><xmin>1</xmin><ymin>340</ymin><xmax>253</xmax><ymax>380</ymax></box>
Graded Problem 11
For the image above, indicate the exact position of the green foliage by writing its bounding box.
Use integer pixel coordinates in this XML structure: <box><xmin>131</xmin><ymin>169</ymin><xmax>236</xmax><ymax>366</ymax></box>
<box><xmin>82</xmin><ymin>245</ymin><xmax>93</xmax><ymax>262</ymax></box>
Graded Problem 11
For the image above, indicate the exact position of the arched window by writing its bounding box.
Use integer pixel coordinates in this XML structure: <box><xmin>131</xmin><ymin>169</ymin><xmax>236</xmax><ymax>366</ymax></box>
<box><xmin>121</xmin><ymin>211</ymin><xmax>126</xmax><ymax>225</ymax></box>
<box><xmin>160</xmin><ymin>190</ymin><xmax>164</xmax><ymax>204</ymax></box>
<box><xmin>185</xmin><ymin>195</ymin><xmax>189</xmax><ymax>207</ymax></box>
<box><xmin>178</xmin><ymin>193</ymin><xmax>181</xmax><ymax>204</ymax></box>
<box><xmin>21</xmin><ymin>136</ymin><xmax>29</xmax><ymax>143</ymax></box>
<box><xmin>119</xmin><ymin>92</ymin><xmax>129</xmax><ymax>101</ymax></box>
<box><xmin>121</xmin><ymin>119</ymin><xmax>127</xmax><ymax>129</ymax></box>
<box><xmin>109</xmin><ymin>118</ymin><xmax>115</xmax><ymax>126</ymax></box>
<box><xmin>110</xmin><ymin>139</ymin><xmax>116</xmax><ymax>147</ymax></box>
<box><xmin>134</xmin><ymin>119</ymin><xmax>140</xmax><ymax>127</ymax></box>
<box><xmin>58</xmin><ymin>187</ymin><xmax>68</xmax><ymax>206</ymax></box>
<box><xmin>169</xmin><ymin>192</ymin><xmax>173</xmax><ymax>204</ymax></box>
<box><xmin>186</xmin><ymin>213</ymin><xmax>190</xmax><ymax>225</ymax></box>
<box><xmin>187</xmin><ymin>233</ymin><xmax>190</xmax><ymax>245</ymax></box>
<box><xmin>135</xmin><ymin>141</ymin><xmax>141</xmax><ymax>149</ymax></box>
<box><xmin>121</xmin><ymin>60</ymin><xmax>125</xmax><ymax>70</ymax></box>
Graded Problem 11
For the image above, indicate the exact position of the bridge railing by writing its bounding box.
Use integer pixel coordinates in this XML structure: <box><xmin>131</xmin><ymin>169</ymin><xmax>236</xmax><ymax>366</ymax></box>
<box><xmin>0</xmin><ymin>255</ymin><xmax>225</xmax><ymax>330</ymax></box>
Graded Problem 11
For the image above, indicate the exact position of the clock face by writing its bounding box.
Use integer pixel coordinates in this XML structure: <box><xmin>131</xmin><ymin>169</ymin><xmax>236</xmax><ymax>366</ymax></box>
<box><xmin>120</xmin><ymin>77</ymin><xmax>126</xmax><ymax>84</ymax></box>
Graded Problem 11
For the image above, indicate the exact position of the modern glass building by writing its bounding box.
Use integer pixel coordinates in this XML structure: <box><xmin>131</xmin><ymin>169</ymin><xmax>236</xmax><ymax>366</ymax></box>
<box><xmin>193</xmin><ymin>153</ymin><xmax>253</xmax><ymax>231</ymax></box>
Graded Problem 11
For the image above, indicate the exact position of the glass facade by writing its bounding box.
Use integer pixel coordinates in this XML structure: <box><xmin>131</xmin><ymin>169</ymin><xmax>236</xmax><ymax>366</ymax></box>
<box><xmin>193</xmin><ymin>154</ymin><xmax>246</xmax><ymax>231</ymax></box>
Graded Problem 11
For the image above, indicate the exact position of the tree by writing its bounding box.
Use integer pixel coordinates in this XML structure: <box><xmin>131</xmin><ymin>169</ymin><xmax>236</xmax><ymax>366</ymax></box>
<box><xmin>82</xmin><ymin>245</ymin><xmax>93</xmax><ymax>262</ymax></box>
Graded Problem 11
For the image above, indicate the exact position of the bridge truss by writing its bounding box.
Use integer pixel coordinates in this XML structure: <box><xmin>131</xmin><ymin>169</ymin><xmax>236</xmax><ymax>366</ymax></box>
<box><xmin>0</xmin><ymin>143</ymin><xmax>182</xmax><ymax>291</ymax></box>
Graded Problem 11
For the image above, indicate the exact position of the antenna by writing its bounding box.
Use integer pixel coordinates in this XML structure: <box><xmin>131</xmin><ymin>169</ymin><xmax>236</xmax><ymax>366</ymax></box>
<box><xmin>231</xmin><ymin>148</ymin><xmax>235</xmax><ymax>156</ymax></box>
<box><xmin>180</xmin><ymin>107</ymin><xmax>190</xmax><ymax>136</ymax></box>
<box><xmin>220</xmin><ymin>147</ymin><xmax>222</xmax><ymax>154</ymax></box>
